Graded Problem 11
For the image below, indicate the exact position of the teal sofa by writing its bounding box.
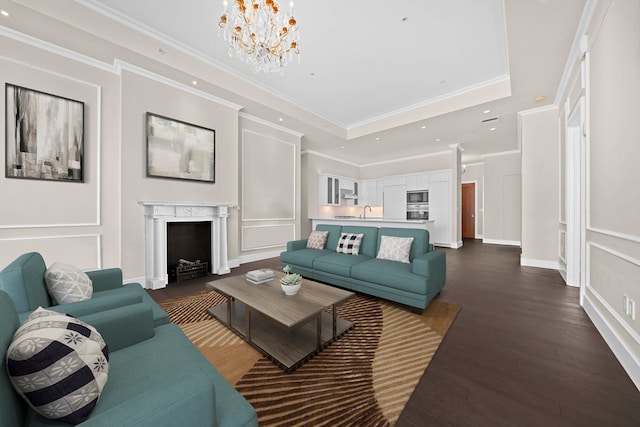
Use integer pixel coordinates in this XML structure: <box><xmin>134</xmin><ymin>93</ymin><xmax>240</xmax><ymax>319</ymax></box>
<box><xmin>280</xmin><ymin>225</ymin><xmax>446</xmax><ymax>311</ymax></box>
<box><xmin>0</xmin><ymin>252</ymin><xmax>169</xmax><ymax>327</ymax></box>
<box><xmin>0</xmin><ymin>289</ymin><xmax>258</xmax><ymax>427</ymax></box>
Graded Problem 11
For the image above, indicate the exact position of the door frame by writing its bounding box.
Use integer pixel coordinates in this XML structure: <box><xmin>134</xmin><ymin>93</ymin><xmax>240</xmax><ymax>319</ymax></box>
<box><xmin>565</xmin><ymin>95</ymin><xmax>586</xmax><ymax>299</ymax></box>
<box><xmin>461</xmin><ymin>180</ymin><xmax>478</xmax><ymax>239</ymax></box>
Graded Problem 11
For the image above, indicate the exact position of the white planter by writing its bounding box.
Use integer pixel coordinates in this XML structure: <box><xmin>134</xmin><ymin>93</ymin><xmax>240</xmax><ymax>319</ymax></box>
<box><xmin>280</xmin><ymin>279</ymin><xmax>301</xmax><ymax>295</ymax></box>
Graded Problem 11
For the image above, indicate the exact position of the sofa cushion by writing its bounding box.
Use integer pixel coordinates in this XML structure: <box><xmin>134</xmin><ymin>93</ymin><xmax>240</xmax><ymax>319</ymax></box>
<box><xmin>351</xmin><ymin>259</ymin><xmax>428</xmax><ymax>295</ymax></box>
<box><xmin>44</xmin><ymin>262</ymin><xmax>93</xmax><ymax>305</ymax></box>
<box><xmin>7</xmin><ymin>307</ymin><xmax>109</xmax><ymax>425</ymax></box>
<box><xmin>313</xmin><ymin>252</ymin><xmax>372</xmax><ymax>277</ymax></box>
<box><xmin>315</xmin><ymin>224</ymin><xmax>343</xmax><ymax>252</ymax></box>
<box><xmin>376</xmin><ymin>235</ymin><xmax>414</xmax><ymax>264</ymax></box>
<box><xmin>341</xmin><ymin>226</ymin><xmax>379</xmax><ymax>257</ymax></box>
<box><xmin>306</xmin><ymin>230</ymin><xmax>329</xmax><ymax>250</ymax></box>
<box><xmin>336</xmin><ymin>233</ymin><xmax>364</xmax><ymax>255</ymax></box>
<box><xmin>280</xmin><ymin>248</ymin><xmax>333</xmax><ymax>269</ymax></box>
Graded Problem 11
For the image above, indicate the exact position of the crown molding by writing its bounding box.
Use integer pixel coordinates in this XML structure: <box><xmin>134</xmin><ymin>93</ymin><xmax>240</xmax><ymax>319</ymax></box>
<box><xmin>239</xmin><ymin>112</ymin><xmax>305</xmax><ymax>138</ymax></box>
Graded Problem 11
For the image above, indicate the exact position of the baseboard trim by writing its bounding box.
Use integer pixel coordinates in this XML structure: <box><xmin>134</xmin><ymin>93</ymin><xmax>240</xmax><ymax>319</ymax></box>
<box><xmin>453</xmin><ymin>241</ymin><xmax>463</xmax><ymax>249</ymax></box>
<box><xmin>238</xmin><ymin>249</ymin><xmax>282</xmax><ymax>265</ymax></box>
<box><xmin>583</xmin><ymin>294</ymin><xmax>640</xmax><ymax>391</ymax></box>
<box><xmin>482</xmin><ymin>238</ymin><xmax>521</xmax><ymax>247</ymax></box>
<box><xmin>520</xmin><ymin>257</ymin><xmax>559</xmax><ymax>270</ymax></box>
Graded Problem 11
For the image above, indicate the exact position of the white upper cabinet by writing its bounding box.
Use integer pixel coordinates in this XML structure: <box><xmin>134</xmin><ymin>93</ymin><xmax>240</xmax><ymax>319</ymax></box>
<box><xmin>406</xmin><ymin>173</ymin><xmax>429</xmax><ymax>191</ymax></box>
<box><xmin>360</xmin><ymin>178</ymin><xmax>383</xmax><ymax>206</ymax></box>
<box><xmin>319</xmin><ymin>174</ymin><xmax>341</xmax><ymax>206</ymax></box>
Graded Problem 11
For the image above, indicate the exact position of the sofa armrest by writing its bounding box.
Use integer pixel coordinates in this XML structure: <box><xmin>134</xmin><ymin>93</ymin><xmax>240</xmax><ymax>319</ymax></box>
<box><xmin>86</xmin><ymin>268</ymin><xmax>123</xmax><ymax>292</ymax></box>
<box><xmin>78</xmin><ymin>303</ymin><xmax>155</xmax><ymax>352</ymax></box>
<box><xmin>411</xmin><ymin>250</ymin><xmax>446</xmax><ymax>283</ymax></box>
<box><xmin>287</xmin><ymin>239</ymin><xmax>308</xmax><ymax>251</ymax></box>
<box><xmin>48</xmin><ymin>292</ymin><xmax>143</xmax><ymax>318</ymax></box>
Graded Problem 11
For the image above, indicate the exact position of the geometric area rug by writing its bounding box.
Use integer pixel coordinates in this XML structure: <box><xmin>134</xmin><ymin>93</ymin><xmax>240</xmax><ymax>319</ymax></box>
<box><xmin>159</xmin><ymin>291</ymin><xmax>460</xmax><ymax>426</ymax></box>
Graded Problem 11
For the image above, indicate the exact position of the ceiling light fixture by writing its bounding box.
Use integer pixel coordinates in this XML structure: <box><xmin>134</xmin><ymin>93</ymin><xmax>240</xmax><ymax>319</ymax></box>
<box><xmin>533</xmin><ymin>95</ymin><xmax>546</xmax><ymax>103</ymax></box>
<box><xmin>218</xmin><ymin>0</ymin><xmax>300</xmax><ymax>74</ymax></box>
<box><xmin>483</xmin><ymin>109</ymin><xmax>491</xmax><ymax>114</ymax></box>
<box><xmin>489</xmin><ymin>127</ymin><xmax>496</xmax><ymax>131</ymax></box>
<box><xmin>1</xmin><ymin>10</ymin><xmax>9</xmax><ymax>17</ymax></box>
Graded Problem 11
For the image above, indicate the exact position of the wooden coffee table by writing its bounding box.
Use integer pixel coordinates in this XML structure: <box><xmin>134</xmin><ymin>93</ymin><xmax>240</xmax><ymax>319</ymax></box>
<box><xmin>206</xmin><ymin>271</ymin><xmax>354</xmax><ymax>373</ymax></box>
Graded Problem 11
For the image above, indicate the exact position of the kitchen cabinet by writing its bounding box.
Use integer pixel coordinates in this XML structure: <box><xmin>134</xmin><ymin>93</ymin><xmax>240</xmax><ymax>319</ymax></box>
<box><xmin>319</xmin><ymin>174</ymin><xmax>341</xmax><ymax>206</ymax></box>
<box><xmin>361</xmin><ymin>178</ymin><xmax>383</xmax><ymax>206</ymax></box>
<box><xmin>428</xmin><ymin>170</ymin><xmax>452</xmax><ymax>245</ymax></box>
<box><xmin>383</xmin><ymin>183</ymin><xmax>407</xmax><ymax>219</ymax></box>
<box><xmin>406</xmin><ymin>173</ymin><xmax>429</xmax><ymax>191</ymax></box>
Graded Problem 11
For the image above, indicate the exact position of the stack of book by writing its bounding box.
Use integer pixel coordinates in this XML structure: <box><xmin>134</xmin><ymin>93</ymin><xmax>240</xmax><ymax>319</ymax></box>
<box><xmin>245</xmin><ymin>268</ymin><xmax>274</xmax><ymax>284</ymax></box>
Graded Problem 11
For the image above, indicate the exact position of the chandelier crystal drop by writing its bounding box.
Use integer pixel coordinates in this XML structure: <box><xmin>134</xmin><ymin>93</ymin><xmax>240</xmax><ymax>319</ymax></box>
<box><xmin>218</xmin><ymin>0</ymin><xmax>300</xmax><ymax>74</ymax></box>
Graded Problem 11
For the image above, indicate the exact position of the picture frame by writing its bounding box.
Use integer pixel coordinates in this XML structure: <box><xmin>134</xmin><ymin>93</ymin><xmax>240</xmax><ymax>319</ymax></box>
<box><xmin>146</xmin><ymin>112</ymin><xmax>215</xmax><ymax>183</ymax></box>
<box><xmin>5</xmin><ymin>83</ymin><xmax>84</xmax><ymax>182</ymax></box>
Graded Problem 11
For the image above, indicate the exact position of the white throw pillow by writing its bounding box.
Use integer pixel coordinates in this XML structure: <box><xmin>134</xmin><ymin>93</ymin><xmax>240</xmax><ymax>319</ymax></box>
<box><xmin>376</xmin><ymin>235</ymin><xmax>414</xmax><ymax>264</ymax></box>
<box><xmin>6</xmin><ymin>307</ymin><xmax>109</xmax><ymax>425</ymax></box>
<box><xmin>44</xmin><ymin>262</ymin><xmax>93</xmax><ymax>305</ymax></box>
<box><xmin>336</xmin><ymin>233</ymin><xmax>364</xmax><ymax>255</ymax></box>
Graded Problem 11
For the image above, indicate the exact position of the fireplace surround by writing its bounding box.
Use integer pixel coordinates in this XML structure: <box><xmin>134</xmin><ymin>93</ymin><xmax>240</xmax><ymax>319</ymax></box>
<box><xmin>139</xmin><ymin>201</ymin><xmax>232</xmax><ymax>289</ymax></box>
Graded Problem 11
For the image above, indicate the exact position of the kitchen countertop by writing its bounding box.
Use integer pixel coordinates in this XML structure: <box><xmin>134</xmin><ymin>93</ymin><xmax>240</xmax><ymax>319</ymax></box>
<box><xmin>312</xmin><ymin>217</ymin><xmax>434</xmax><ymax>224</ymax></box>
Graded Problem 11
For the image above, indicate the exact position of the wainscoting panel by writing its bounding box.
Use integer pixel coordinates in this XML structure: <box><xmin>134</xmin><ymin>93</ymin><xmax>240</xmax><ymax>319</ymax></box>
<box><xmin>0</xmin><ymin>57</ymin><xmax>101</xmax><ymax>228</ymax></box>
<box><xmin>0</xmin><ymin>234</ymin><xmax>102</xmax><ymax>270</ymax></box>
<box><xmin>587</xmin><ymin>242</ymin><xmax>640</xmax><ymax>334</ymax></box>
<box><xmin>241</xmin><ymin>130</ymin><xmax>296</xmax><ymax>221</ymax></box>
<box><xmin>241</xmin><ymin>224</ymin><xmax>295</xmax><ymax>251</ymax></box>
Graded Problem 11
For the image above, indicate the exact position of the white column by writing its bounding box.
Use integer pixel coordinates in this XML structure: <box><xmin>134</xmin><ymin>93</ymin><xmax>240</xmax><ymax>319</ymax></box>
<box><xmin>217</xmin><ymin>206</ymin><xmax>230</xmax><ymax>274</ymax></box>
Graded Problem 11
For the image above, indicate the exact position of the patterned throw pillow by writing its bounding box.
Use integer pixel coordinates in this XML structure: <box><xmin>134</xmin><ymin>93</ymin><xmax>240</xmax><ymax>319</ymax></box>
<box><xmin>44</xmin><ymin>262</ymin><xmax>93</xmax><ymax>305</ymax></box>
<box><xmin>376</xmin><ymin>235</ymin><xmax>415</xmax><ymax>263</ymax></box>
<box><xmin>336</xmin><ymin>233</ymin><xmax>364</xmax><ymax>255</ymax></box>
<box><xmin>306</xmin><ymin>230</ymin><xmax>329</xmax><ymax>250</ymax></box>
<box><xmin>6</xmin><ymin>307</ymin><xmax>109</xmax><ymax>425</ymax></box>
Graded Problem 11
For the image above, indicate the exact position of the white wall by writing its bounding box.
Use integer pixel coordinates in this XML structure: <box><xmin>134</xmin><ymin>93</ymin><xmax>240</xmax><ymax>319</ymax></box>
<box><xmin>520</xmin><ymin>107</ymin><xmax>560</xmax><ymax>268</ymax></box>
<box><xmin>482</xmin><ymin>152</ymin><xmax>522</xmax><ymax>245</ymax></box>
<box><xmin>574</xmin><ymin>0</ymin><xmax>640</xmax><ymax>389</ymax></box>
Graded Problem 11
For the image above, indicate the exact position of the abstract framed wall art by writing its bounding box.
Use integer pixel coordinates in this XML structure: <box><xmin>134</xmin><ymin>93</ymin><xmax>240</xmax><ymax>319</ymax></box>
<box><xmin>5</xmin><ymin>83</ymin><xmax>84</xmax><ymax>182</ymax></box>
<box><xmin>146</xmin><ymin>112</ymin><xmax>215</xmax><ymax>183</ymax></box>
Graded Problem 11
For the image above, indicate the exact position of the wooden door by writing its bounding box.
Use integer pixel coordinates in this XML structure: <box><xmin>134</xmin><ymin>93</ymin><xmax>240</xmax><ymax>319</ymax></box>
<box><xmin>462</xmin><ymin>183</ymin><xmax>475</xmax><ymax>239</ymax></box>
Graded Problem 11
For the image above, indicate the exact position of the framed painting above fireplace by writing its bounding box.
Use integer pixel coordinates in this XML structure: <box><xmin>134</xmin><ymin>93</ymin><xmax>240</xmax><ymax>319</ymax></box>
<box><xmin>146</xmin><ymin>112</ymin><xmax>215</xmax><ymax>183</ymax></box>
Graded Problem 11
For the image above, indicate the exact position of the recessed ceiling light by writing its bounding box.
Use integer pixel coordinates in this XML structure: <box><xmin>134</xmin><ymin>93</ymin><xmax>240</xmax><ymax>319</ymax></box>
<box><xmin>192</xmin><ymin>80</ymin><xmax>197</xmax><ymax>86</ymax></box>
<box><xmin>375</xmin><ymin>137</ymin><xmax>380</xmax><ymax>141</ymax></box>
<box><xmin>436</xmin><ymin>138</ymin><xmax>441</xmax><ymax>142</ymax></box>
<box><xmin>533</xmin><ymin>95</ymin><xmax>546</xmax><ymax>103</ymax></box>
<box><xmin>279</xmin><ymin>117</ymin><xmax>283</xmax><ymax>122</ymax></box>
<box><xmin>340</xmin><ymin>146</ymin><xmax>345</xmax><ymax>149</ymax></box>
<box><xmin>1</xmin><ymin>10</ymin><xmax>9</xmax><ymax>17</ymax></box>
<box><xmin>489</xmin><ymin>127</ymin><xmax>496</xmax><ymax>131</ymax></box>
<box><xmin>483</xmin><ymin>109</ymin><xmax>491</xmax><ymax>114</ymax></box>
<box><xmin>421</xmin><ymin>125</ymin><xmax>426</xmax><ymax>129</ymax></box>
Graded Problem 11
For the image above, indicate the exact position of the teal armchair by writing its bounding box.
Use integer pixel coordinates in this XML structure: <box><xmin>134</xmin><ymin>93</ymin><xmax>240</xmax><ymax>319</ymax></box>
<box><xmin>0</xmin><ymin>252</ymin><xmax>169</xmax><ymax>327</ymax></box>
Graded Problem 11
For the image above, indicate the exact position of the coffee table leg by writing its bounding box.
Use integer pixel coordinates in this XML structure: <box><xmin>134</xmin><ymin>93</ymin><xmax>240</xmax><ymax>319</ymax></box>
<box><xmin>246</xmin><ymin>307</ymin><xmax>251</xmax><ymax>341</ymax></box>
<box><xmin>226</xmin><ymin>296</ymin><xmax>232</xmax><ymax>327</ymax></box>
<box><xmin>317</xmin><ymin>314</ymin><xmax>322</xmax><ymax>351</ymax></box>
<box><xmin>332</xmin><ymin>304</ymin><xmax>337</xmax><ymax>340</ymax></box>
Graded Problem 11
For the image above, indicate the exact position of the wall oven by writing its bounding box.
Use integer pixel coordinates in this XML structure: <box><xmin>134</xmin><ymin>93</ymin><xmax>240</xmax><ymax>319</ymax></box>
<box><xmin>407</xmin><ymin>190</ymin><xmax>428</xmax><ymax>203</ymax></box>
<box><xmin>407</xmin><ymin>203</ymin><xmax>429</xmax><ymax>220</ymax></box>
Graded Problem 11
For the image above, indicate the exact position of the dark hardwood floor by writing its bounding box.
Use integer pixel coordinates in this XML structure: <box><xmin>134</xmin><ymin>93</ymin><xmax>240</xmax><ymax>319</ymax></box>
<box><xmin>148</xmin><ymin>239</ymin><xmax>640</xmax><ymax>426</ymax></box>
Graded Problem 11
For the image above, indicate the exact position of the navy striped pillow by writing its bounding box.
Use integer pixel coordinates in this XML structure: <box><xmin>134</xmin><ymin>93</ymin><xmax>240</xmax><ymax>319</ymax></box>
<box><xmin>6</xmin><ymin>307</ymin><xmax>109</xmax><ymax>425</ymax></box>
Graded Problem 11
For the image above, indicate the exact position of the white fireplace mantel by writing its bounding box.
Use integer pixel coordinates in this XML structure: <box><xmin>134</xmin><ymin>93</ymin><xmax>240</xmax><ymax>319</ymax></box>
<box><xmin>139</xmin><ymin>201</ymin><xmax>233</xmax><ymax>290</ymax></box>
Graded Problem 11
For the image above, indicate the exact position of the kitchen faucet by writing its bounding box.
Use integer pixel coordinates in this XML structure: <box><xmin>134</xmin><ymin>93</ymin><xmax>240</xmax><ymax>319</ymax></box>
<box><xmin>363</xmin><ymin>205</ymin><xmax>372</xmax><ymax>220</ymax></box>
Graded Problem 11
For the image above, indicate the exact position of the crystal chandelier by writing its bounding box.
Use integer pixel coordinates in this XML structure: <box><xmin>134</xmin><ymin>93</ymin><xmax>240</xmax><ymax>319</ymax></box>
<box><xmin>218</xmin><ymin>0</ymin><xmax>300</xmax><ymax>74</ymax></box>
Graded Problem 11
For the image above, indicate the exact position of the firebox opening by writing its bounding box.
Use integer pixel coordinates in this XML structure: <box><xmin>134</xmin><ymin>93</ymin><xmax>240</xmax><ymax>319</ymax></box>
<box><xmin>167</xmin><ymin>221</ymin><xmax>212</xmax><ymax>283</ymax></box>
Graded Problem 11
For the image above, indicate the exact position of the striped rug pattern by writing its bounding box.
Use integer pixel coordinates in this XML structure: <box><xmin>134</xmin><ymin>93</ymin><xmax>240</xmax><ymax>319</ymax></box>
<box><xmin>159</xmin><ymin>291</ymin><xmax>456</xmax><ymax>426</ymax></box>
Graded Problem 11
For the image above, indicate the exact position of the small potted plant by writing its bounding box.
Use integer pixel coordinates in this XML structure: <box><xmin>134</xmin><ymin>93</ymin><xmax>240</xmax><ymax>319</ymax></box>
<box><xmin>280</xmin><ymin>265</ymin><xmax>302</xmax><ymax>295</ymax></box>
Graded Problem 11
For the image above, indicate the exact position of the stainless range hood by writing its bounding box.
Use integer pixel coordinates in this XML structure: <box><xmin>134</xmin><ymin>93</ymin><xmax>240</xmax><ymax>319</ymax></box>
<box><xmin>340</xmin><ymin>189</ymin><xmax>358</xmax><ymax>199</ymax></box>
